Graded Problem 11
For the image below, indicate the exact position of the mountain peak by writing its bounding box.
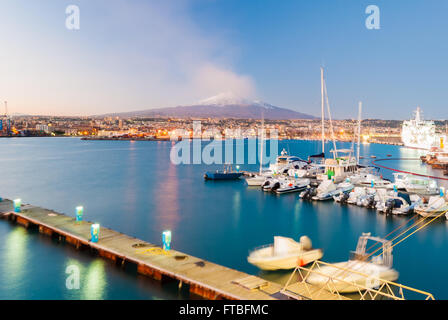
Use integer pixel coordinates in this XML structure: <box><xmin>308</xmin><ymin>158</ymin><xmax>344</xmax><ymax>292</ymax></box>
<box><xmin>198</xmin><ymin>92</ymin><xmax>252</xmax><ymax>106</ymax></box>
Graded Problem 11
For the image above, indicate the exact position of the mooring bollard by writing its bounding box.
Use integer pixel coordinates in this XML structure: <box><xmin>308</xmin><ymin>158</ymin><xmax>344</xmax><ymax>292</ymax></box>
<box><xmin>76</xmin><ymin>206</ymin><xmax>83</xmax><ymax>222</ymax></box>
<box><xmin>13</xmin><ymin>199</ymin><xmax>22</xmax><ymax>213</ymax></box>
<box><xmin>91</xmin><ymin>224</ymin><xmax>100</xmax><ymax>243</ymax></box>
<box><xmin>162</xmin><ymin>230</ymin><xmax>171</xmax><ymax>251</ymax></box>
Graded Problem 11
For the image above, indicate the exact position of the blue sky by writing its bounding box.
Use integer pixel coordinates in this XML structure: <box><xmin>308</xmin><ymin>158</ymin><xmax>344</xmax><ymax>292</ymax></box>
<box><xmin>0</xmin><ymin>0</ymin><xmax>447</xmax><ymax>119</ymax></box>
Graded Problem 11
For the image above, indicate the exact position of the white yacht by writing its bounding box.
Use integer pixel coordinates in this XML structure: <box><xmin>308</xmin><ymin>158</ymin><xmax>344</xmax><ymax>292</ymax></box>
<box><xmin>247</xmin><ymin>236</ymin><xmax>323</xmax><ymax>270</ymax></box>
<box><xmin>268</xmin><ymin>149</ymin><xmax>308</xmax><ymax>175</ymax></box>
<box><xmin>404</xmin><ymin>177</ymin><xmax>439</xmax><ymax>195</ymax></box>
<box><xmin>305</xmin><ymin>233</ymin><xmax>399</xmax><ymax>293</ymax></box>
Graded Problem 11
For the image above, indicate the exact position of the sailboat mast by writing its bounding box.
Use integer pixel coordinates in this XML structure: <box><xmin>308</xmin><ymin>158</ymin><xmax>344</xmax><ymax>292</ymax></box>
<box><xmin>321</xmin><ymin>67</ymin><xmax>325</xmax><ymax>154</ymax></box>
<box><xmin>259</xmin><ymin>117</ymin><xmax>264</xmax><ymax>175</ymax></box>
<box><xmin>357</xmin><ymin>101</ymin><xmax>362</xmax><ymax>163</ymax></box>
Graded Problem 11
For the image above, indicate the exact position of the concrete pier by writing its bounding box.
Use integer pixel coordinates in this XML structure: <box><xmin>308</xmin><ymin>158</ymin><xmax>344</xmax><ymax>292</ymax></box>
<box><xmin>0</xmin><ymin>199</ymin><xmax>344</xmax><ymax>300</ymax></box>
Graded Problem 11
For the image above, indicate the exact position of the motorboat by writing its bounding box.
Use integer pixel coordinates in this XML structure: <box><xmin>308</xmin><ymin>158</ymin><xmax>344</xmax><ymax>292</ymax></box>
<box><xmin>356</xmin><ymin>188</ymin><xmax>377</xmax><ymax>208</ymax></box>
<box><xmin>268</xmin><ymin>149</ymin><xmax>308</xmax><ymax>175</ymax></box>
<box><xmin>290</xmin><ymin>163</ymin><xmax>325</xmax><ymax>179</ymax></box>
<box><xmin>347</xmin><ymin>187</ymin><xmax>367</xmax><ymax>205</ymax></box>
<box><xmin>262</xmin><ymin>176</ymin><xmax>288</xmax><ymax>192</ymax></box>
<box><xmin>274</xmin><ymin>178</ymin><xmax>310</xmax><ymax>194</ymax></box>
<box><xmin>356</xmin><ymin>173</ymin><xmax>392</xmax><ymax>188</ymax></box>
<box><xmin>385</xmin><ymin>173</ymin><xmax>408</xmax><ymax>191</ymax></box>
<box><xmin>405</xmin><ymin>177</ymin><xmax>439</xmax><ymax>195</ymax></box>
<box><xmin>247</xmin><ymin>236</ymin><xmax>323</xmax><ymax>270</ymax></box>
<box><xmin>246</xmin><ymin>171</ymin><xmax>273</xmax><ymax>186</ymax></box>
<box><xmin>312</xmin><ymin>180</ymin><xmax>354</xmax><ymax>201</ymax></box>
<box><xmin>305</xmin><ymin>233</ymin><xmax>399</xmax><ymax>293</ymax></box>
<box><xmin>376</xmin><ymin>193</ymin><xmax>418</xmax><ymax>215</ymax></box>
<box><xmin>415</xmin><ymin>196</ymin><xmax>448</xmax><ymax>218</ymax></box>
<box><xmin>204</xmin><ymin>164</ymin><xmax>243</xmax><ymax>180</ymax></box>
<box><xmin>299</xmin><ymin>186</ymin><xmax>317</xmax><ymax>200</ymax></box>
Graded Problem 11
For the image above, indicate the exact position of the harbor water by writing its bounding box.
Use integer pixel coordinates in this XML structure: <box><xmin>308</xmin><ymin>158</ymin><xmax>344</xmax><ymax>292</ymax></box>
<box><xmin>0</xmin><ymin>137</ymin><xmax>447</xmax><ymax>299</ymax></box>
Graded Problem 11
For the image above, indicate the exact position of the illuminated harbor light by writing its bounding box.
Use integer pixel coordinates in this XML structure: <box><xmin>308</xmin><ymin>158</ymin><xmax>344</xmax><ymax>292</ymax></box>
<box><xmin>162</xmin><ymin>230</ymin><xmax>172</xmax><ymax>251</ymax></box>
<box><xmin>75</xmin><ymin>206</ymin><xmax>83</xmax><ymax>222</ymax></box>
<box><xmin>91</xmin><ymin>224</ymin><xmax>100</xmax><ymax>243</ymax></box>
<box><xmin>13</xmin><ymin>199</ymin><xmax>22</xmax><ymax>213</ymax></box>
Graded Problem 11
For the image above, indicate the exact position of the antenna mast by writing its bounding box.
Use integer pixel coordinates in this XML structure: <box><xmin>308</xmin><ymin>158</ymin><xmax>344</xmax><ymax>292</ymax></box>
<box><xmin>357</xmin><ymin>101</ymin><xmax>362</xmax><ymax>163</ymax></box>
<box><xmin>321</xmin><ymin>67</ymin><xmax>325</xmax><ymax>154</ymax></box>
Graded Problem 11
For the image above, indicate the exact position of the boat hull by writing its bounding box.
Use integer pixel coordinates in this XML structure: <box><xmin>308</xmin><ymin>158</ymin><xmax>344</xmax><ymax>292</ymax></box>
<box><xmin>204</xmin><ymin>172</ymin><xmax>243</xmax><ymax>180</ymax></box>
<box><xmin>248</xmin><ymin>249</ymin><xmax>323</xmax><ymax>271</ymax></box>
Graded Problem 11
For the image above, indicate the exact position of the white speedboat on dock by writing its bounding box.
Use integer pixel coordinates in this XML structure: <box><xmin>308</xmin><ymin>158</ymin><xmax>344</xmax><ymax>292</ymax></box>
<box><xmin>305</xmin><ymin>233</ymin><xmax>399</xmax><ymax>293</ymax></box>
<box><xmin>247</xmin><ymin>236</ymin><xmax>323</xmax><ymax>270</ymax></box>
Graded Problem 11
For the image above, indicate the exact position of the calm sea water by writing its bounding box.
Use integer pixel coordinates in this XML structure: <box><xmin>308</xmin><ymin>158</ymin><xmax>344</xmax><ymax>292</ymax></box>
<box><xmin>0</xmin><ymin>137</ymin><xmax>447</xmax><ymax>299</ymax></box>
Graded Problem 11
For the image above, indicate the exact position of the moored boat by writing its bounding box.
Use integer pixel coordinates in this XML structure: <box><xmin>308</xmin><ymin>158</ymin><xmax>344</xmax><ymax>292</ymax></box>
<box><xmin>305</xmin><ymin>233</ymin><xmax>399</xmax><ymax>293</ymax></box>
<box><xmin>247</xmin><ymin>236</ymin><xmax>323</xmax><ymax>270</ymax></box>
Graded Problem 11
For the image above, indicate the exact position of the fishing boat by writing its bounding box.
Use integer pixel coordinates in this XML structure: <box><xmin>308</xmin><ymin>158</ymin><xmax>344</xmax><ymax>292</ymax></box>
<box><xmin>316</xmin><ymin>150</ymin><xmax>359</xmax><ymax>184</ymax></box>
<box><xmin>305</xmin><ymin>233</ymin><xmax>399</xmax><ymax>293</ymax></box>
<box><xmin>274</xmin><ymin>178</ymin><xmax>310</xmax><ymax>194</ymax></box>
<box><xmin>247</xmin><ymin>236</ymin><xmax>323</xmax><ymax>270</ymax></box>
<box><xmin>204</xmin><ymin>164</ymin><xmax>243</xmax><ymax>180</ymax></box>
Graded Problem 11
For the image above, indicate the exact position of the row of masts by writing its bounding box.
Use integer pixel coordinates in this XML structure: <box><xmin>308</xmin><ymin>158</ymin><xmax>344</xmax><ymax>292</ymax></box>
<box><xmin>320</xmin><ymin>67</ymin><xmax>363</xmax><ymax>163</ymax></box>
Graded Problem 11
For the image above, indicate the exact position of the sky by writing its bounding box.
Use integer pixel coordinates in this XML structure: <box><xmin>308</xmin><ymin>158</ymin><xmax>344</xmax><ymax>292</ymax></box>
<box><xmin>0</xmin><ymin>0</ymin><xmax>447</xmax><ymax>119</ymax></box>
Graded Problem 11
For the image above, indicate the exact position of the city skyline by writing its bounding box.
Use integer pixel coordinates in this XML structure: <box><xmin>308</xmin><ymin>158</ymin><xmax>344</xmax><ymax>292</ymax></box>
<box><xmin>1</xmin><ymin>0</ymin><xmax>447</xmax><ymax>119</ymax></box>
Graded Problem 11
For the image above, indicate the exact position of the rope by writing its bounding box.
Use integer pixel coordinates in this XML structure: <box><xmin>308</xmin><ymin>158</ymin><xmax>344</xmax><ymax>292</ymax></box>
<box><xmin>372</xmin><ymin>158</ymin><xmax>448</xmax><ymax>181</ymax></box>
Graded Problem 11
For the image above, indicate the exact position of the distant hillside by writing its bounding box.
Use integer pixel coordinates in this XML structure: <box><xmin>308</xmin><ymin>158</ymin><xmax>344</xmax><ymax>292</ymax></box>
<box><xmin>97</xmin><ymin>92</ymin><xmax>317</xmax><ymax>120</ymax></box>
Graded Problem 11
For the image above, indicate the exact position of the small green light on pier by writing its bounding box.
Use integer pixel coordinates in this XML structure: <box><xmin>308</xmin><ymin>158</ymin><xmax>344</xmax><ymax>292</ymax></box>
<box><xmin>76</xmin><ymin>206</ymin><xmax>83</xmax><ymax>222</ymax></box>
<box><xmin>162</xmin><ymin>230</ymin><xmax>171</xmax><ymax>251</ymax></box>
<box><xmin>91</xmin><ymin>224</ymin><xmax>100</xmax><ymax>243</ymax></box>
<box><xmin>13</xmin><ymin>199</ymin><xmax>21</xmax><ymax>212</ymax></box>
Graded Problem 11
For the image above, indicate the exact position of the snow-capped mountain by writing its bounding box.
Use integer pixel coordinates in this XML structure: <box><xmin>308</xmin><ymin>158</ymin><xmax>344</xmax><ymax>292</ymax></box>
<box><xmin>98</xmin><ymin>92</ymin><xmax>316</xmax><ymax>120</ymax></box>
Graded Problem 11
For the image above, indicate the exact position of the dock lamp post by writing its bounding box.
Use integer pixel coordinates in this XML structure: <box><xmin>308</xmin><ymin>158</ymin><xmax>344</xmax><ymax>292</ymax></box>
<box><xmin>13</xmin><ymin>199</ymin><xmax>22</xmax><ymax>213</ymax></box>
<box><xmin>91</xmin><ymin>224</ymin><xmax>100</xmax><ymax>243</ymax></box>
<box><xmin>162</xmin><ymin>230</ymin><xmax>172</xmax><ymax>251</ymax></box>
<box><xmin>75</xmin><ymin>206</ymin><xmax>83</xmax><ymax>222</ymax></box>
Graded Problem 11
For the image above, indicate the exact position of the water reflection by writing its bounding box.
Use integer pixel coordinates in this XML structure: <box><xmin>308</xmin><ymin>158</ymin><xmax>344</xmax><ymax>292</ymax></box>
<box><xmin>2</xmin><ymin>227</ymin><xmax>28</xmax><ymax>297</ymax></box>
<box><xmin>154</xmin><ymin>161</ymin><xmax>180</xmax><ymax>233</ymax></box>
<box><xmin>81</xmin><ymin>260</ymin><xmax>107</xmax><ymax>300</ymax></box>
